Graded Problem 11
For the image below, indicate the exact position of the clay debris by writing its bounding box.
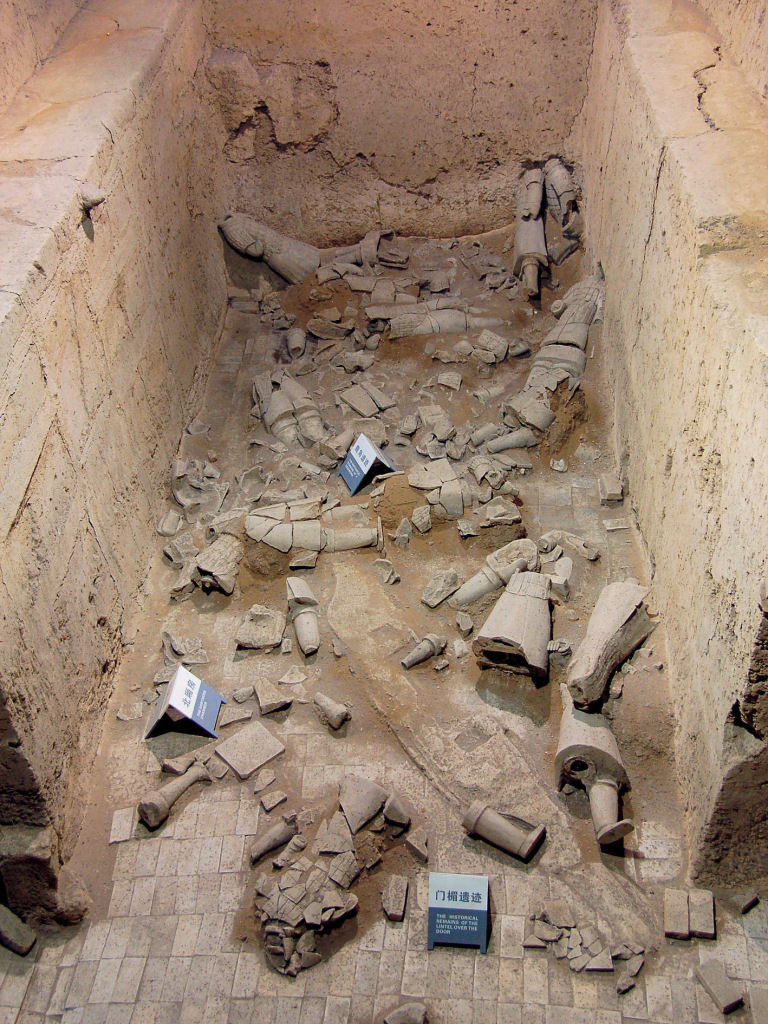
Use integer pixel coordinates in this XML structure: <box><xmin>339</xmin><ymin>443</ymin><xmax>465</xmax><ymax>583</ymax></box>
<box><xmin>250</xmin><ymin>771</ymin><xmax>419</xmax><ymax>976</ymax></box>
<box><xmin>235</xmin><ymin>605</ymin><xmax>286</xmax><ymax>650</ymax></box>
<box><xmin>567</xmin><ymin>580</ymin><xmax>655</xmax><ymax>706</ymax></box>
<box><xmin>556</xmin><ymin>685</ymin><xmax>633</xmax><ymax>845</ymax></box>
<box><xmin>473</xmin><ymin>571</ymin><xmax>551</xmax><ymax>677</ymax></box>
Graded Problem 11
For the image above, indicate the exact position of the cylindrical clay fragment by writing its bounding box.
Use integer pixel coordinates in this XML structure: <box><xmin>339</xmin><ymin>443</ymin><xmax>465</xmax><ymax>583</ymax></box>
<box><xmin>138</xmin><ymin>761</ymin><xmax>211</xmax><ymax>829</ymax></box>
<box><xmin>463</xmin><ymin>801</ymin><xmax>545</xmax><ymax>861</ymax></box>
<box><xmin>313</xmin><ymin>693</ymin><xmax>351</xmax><ymax>730</ymax></box>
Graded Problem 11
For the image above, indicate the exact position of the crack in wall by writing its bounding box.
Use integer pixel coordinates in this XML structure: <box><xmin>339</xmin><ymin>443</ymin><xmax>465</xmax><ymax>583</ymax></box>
<box><xmin>693</xmin><ymin>48</ymin><xmax>722</xmax><ymax>131</ymax></box>
<box><xmin>635</xmin><ymin>142</ymin><xmax>666</xmax><ymax>314</ymax></box>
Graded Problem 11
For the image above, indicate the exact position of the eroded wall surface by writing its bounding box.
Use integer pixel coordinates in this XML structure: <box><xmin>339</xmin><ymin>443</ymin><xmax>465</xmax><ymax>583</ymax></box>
<box><xmin>576</xmin><ymin>0</ymin><xmax>768</xmax><ymax>880</ymax></box>
<box><xmin>0</xmin><ymin>0</ymin><xmax>226</xmax><ymax>867</ymax></box>
<box><xmin>694</xmin><ymin>0</ymin><xmax>768</xmax><ymax>100</ymax></box>
<box><xmin>0</xmin><ymin>0</ymin><xmax>80</xmax><ymax>114</ymax></box>
<box><xmin>201</xmin><ymin>0</ymin><xmax>599</xmax><ymax>245</ymax></box>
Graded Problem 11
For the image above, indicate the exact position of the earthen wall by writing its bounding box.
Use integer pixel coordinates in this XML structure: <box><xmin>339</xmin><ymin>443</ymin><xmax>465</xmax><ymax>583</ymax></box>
<box><xmin>0</xmin><ymin>0</ymin><xmax>80</xmax><ymax>114</ymax></box>
<box><xmin>0</xmin><ymin>0</ymin><xmax>226</xmax><ymax>859</ymax></box>
<box><xmin>576</xmin><ymin>0</ymin><xmax>768</xmax><ymax>880</ymax></box>
<box><xmin>200</xmin><ymin>0</ymin><xmax>599</xmax><ymax>245</ymax></box>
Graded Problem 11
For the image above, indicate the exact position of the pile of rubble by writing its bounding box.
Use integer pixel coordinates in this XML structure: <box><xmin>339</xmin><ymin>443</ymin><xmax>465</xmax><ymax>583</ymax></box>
<box><xmin>526</xmin><ymin>900</ymin><xmax>645</xmax><ymax>995</ymax></box>
<box><xmin>251</xmin><ymin>776</ymin><xmax>413</xmax><ymax>975</ymax></box>
<box><xmin>114</xmin><ymin>155</ymin><xmax>668</xmax><ymax>982</ymax></box>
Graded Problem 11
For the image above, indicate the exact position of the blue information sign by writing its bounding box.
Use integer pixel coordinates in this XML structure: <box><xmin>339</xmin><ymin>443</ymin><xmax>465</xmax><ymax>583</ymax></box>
<box><xmin>428</xmin><ymin>872</ymin><xmax>489</xmax><ymax>953</ymax></box>
<box><xmin>339</xmin><ymin>433</ymin><xmax>396</xmax><ymax>495</ymax></box>
<box><xmin>145</xmin><ymin>666</ymin><xmax>226</xmax><ymax>739</ymax></box>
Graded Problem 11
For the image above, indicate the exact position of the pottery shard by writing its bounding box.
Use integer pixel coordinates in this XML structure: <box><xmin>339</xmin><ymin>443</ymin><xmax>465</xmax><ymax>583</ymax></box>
<box><xmin>215</xmin><ymin>720</ymin><xmax>285</xmax><ymax>780</ymax></box>
<box><xmin>194</xmin><ymin>534</ymin><xmax>244</xmax><ymax>594</ymax></box>
<box><xmin>253</xmin><ymin>769</ymin><xmax>276</xmax><ymax>793</ymax></box>
<box><xmin>421</xmin><ymin>570</ymin><xmax>461</xmax><ymax>608</ymax></box>
<box><xmin>394</xmin><ymin>518</ymin><xmax>412</xmax><ymax>548</ymax></box>
<box><xmin>473</xmin><ymin>572</ymin><xmax>551</xmax><ymax>677</ymax></box>
<box><xmin>383</xmin><ymin>793</ymin><xmax>411</xmax><ymax>827</ymax></box>
<box><xmin>411</xmin><ymin>505</ymin><xmax>432</xmax><ymax>534</ymax></box>
<box><xmin>0</xmin><ymin>904</ymin><xmax>36</xmax><ymax>956</ymax></box>
<box><xmin>262</xmin><ymin>790</ymin><xmax>287</xmax><ymax>813</ymax></box>
<box><xmin>254</xmin><ymin>679</ymin><xmax>293</xmax><ymax>715</ymax></box>
<box><xmin>405</xmin><ymin>828</ymin><xmax>429</xmax><ymax>863</ymax></box>
<box><xmin>340</xmin><ymin>385</ymin><xmax>379</xmax><ymax>418</ymax></box>
<box><xmin>235</xmin><ymin>605</ymin><xmax>286</xmax><ymax>650</ymax></box>
<box><xmin>313</xmin><ymin>692</ymin><xmax>351</xmax><ymax>730</ymax></box>
<box><xmin>339</xmin><ymin>776</ymin><xmax>388</xmax><ymax>833</ymax></box>
<box><xmin>407</xmin><ymin>458</ymin><xmax>458</xmax><ymax>490</ymax></box>
<box><xmin>164</xmin><ymin>531</ymin><xmax>199</xmax><ymax>569</ymax></box>
<box><xmin>316</xmin><ymin>813</ymin><xmax>354</xmax><ymax>854</ymax></box>
<box><xmin>439</xmin><ymin>480</ymin><xmax>464</xmax><ymax>518</ymax></box>
<box><xmin>567</xmin><ymin>581</ymin><xmax>655</xmax><ymax>706</ymax></box>
<box><xmin>475</xmin><ymin>329</ymin><xmax>509</xmax><ymax>363</ymax></box>
<box><xmin>328</xmin><ymin>850</ymin><xmax>361</xmax><ymax>888</ymax></box>
<box><xmin>542</xmin><ymin>899</ymin><xmax>576</xmax><ymax>929</ymax></box>
<box><xmin>218</xmin><ymin>706</ymin><xmax>253</xmax><ymax>728</ymax></box>
<box><xmin>382</xmin><ymin>875</ymin><xmax>409</xmax><ymax>922</ymax></box>
<box><xmin>534</xmin><ymin>920</ymin><xmax>561</xmax><ymax>942</ymax></box>
<box><xmin>587</xmin><ymin>949</ymin><xmax>614</xmax><ymax>972</ymax></box>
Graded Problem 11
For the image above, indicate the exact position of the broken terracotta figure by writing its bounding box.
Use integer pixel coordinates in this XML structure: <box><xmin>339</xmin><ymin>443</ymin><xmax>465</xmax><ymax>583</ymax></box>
<box><xmin>463</xmin><ymin>800</ymin><xmax>546</xmax><ymax>861</ymax></box>
<box><xmin>473</xmin><ymin>571</ymin><xmax>551</xmax><ymax>678</ymax></box>
<box><xmin>555</xmin><ymin>685</ymin><xmax>634</xmax><ymax>845</ymax></box>
<box><xmin>513</xmin><ymin>169</ymin><xmax>548</xmax><ymax>298</ymax></box>
<box><xmin>287</xmin><ymin>577</ymin><xmax>320</xmax><ymax>655</ymax></box>
<box><xmin>218</xmin><ymin>213</ymin><xmax>321</xmax><ymax>284</ymax></box>
<box><xmin>252</xmin><ymin>371</ymin><xmax>325</xmax><ymax>448</ymax></box>
<box><xmin>138</xmin><ymin>761</ymin><xmax>211</xmax><ymax>829</ymax></box>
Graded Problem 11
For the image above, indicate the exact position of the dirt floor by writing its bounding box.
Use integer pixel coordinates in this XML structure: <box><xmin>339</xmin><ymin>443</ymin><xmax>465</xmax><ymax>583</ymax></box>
<box><xmin>63</xmin><ymin>214</ymin><xmax>700</xmax><ymax>1005</ymax></box>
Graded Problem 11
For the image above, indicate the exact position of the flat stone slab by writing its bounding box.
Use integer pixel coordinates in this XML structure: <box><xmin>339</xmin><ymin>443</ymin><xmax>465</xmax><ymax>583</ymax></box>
<box><xmin>0</xmin><ymin>904</ymin><xmax>36</xmax><ymax>956</ymax></box>
<box><xmin>689</xmin><ymin>888</ymin><xmax>716</xmax><ymax>939</ymax></box>
<box><xmin>382</xmin><ymin>874</ymin><xmax>409</xmax><ymax>921</ymax></box>
<box><xmin>695</xmin><ymin>961</ymin><xmax>744</xmax><ymax>1014</ymax></box>
<box><xmin>215</xmin><ymin>720</ymin><xmax>285</xmax><ymax>780</ymax></box>
<box><xmin>109</xmin><ymin>806</ymin><xmax>137</xmax><ymax>844</ymax></box>
<box><xmin>664</xmin><ymin>887</ymin><xmax>690</xmax><ymax>939</ymax></box>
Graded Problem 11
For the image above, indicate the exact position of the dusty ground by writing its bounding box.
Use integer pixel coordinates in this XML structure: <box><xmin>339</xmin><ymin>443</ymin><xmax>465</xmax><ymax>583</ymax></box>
<box><xmin>20</xmin><ymin>218</ymin><xmax>760</xmax><ymax>1024</ymax></box>
<box><xmin>73</xmin><ymin>222</ymin><xmax>683</xmax><ymax>908</ymax></box>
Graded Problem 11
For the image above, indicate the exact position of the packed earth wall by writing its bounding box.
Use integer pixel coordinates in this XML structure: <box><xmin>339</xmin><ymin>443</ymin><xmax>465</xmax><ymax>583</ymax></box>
<box><xmin>0</xmin><ymin>0</ymin><xmax>226</xmax><ymax>889</ymax></box>
<box><xmin>0</xmin><ymin>0</ymin><xmax>80</xmax><ymax>114</ymax></box>
<box><xmin>576</xmin><ymin>0</ymin><xmax>768</xmax><ymax>881</ymax></box>
<box><xmin>200</xmin><ymin>0</ymin><xmax>599</xmax><ymax>245</ymax></box>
